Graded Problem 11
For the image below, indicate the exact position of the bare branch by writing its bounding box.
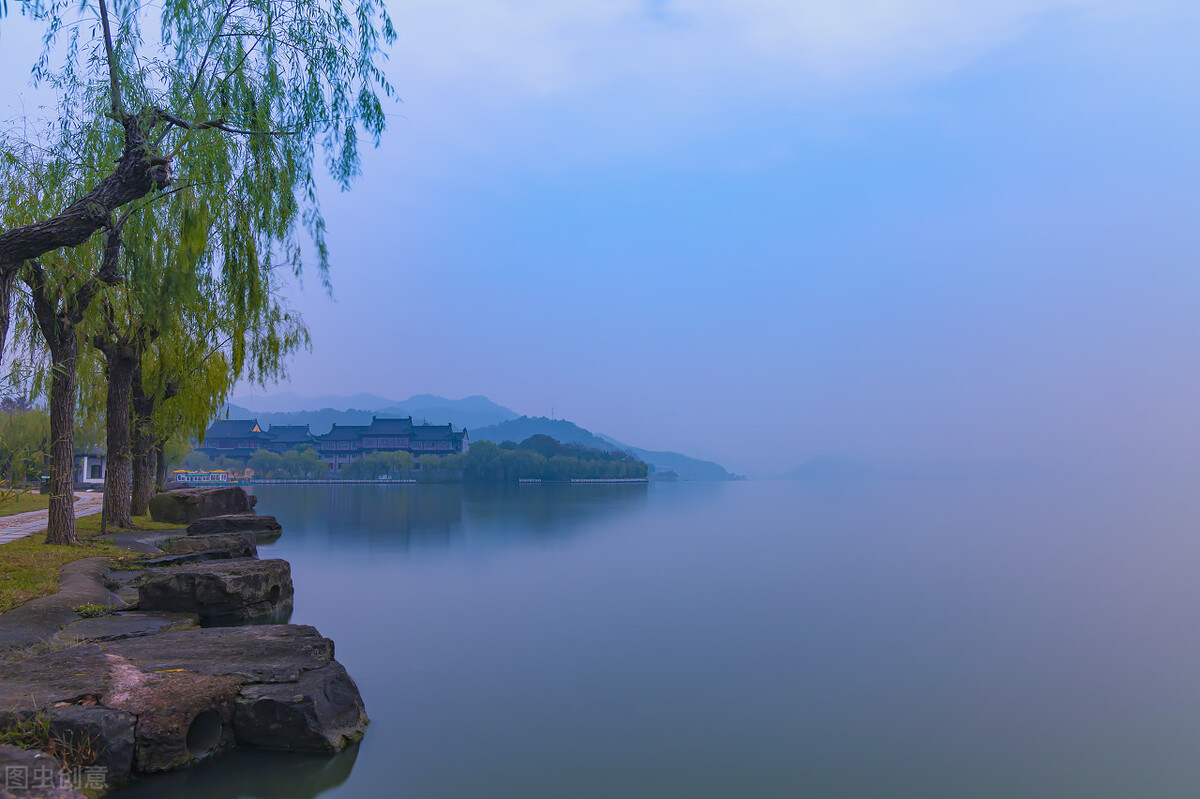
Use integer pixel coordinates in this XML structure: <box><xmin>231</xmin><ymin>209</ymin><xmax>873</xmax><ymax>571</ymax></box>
<box><xmin>98</xmin><ymin>0</ymin><xmax>123</xmax><ymax>117</ymax></box>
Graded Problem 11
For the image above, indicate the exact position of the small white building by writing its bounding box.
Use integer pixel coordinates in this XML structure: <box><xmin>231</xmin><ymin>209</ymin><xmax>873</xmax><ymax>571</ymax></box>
<box><xmin>74</xmin><ymin>448</ymin><xmax>106</xmax><ymax>487</ymax></box>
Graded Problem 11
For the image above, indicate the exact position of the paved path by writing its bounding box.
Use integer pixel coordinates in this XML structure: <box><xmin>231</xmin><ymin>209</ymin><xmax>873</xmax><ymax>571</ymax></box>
<box><xmin>0</xmin><ymin>493</ymin><xmax>105</xmax><ymax>544</ymax></box>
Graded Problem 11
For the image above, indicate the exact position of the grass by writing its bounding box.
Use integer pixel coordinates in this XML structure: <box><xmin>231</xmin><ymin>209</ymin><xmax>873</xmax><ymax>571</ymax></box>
<box><xmin>73</xmin><ymin>512</ymin><xmax>182</xmax><ymax>537</ymax></box>
<box><xmin>0</xmin><ymin>490</ymin><xmax>50</xmax><ymax>517</ymax></box>
<box><xmin>0</xmin><ymin>708</ymin><xmax>107</xmax><ymax>792</ymax></box>
<box><xmin>0</xmin><ymin>513</ymin><xmax>173</xmax><ymax>614</ymax></box>
<box><xmin>72</xmin><ymin>603</ymin><xmax>110</xmax><ymax>618</ymax></box>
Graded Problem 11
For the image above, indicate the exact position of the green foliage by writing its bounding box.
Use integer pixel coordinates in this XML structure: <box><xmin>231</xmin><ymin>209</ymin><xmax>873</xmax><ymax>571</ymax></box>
<box><xmin>180</xmin><ymin>449</ymin><xmax>214</xmax><ymax>470</ymax></box>
<box><xmin>0</xmin><ymin>407</ymin><xmax>48</xmax><ymax>484</ymax></box>
<box><xmin>455</xmin><ymin>436</ymin><xmax>648</xmax><ymax>482</ymax></box>
<box><xmin>342</xmin><ymin>449</ymin><xmax>413</xmax><ymax>479</ymax></box>
<box><xmin>415</xmin><ymin>453</ymin><xmax>443</xmax><ymax>482</ymax></box>
<box><xmin>246</xmin><ymin>448</ymin><xmax>281</xmax><ymax>476</ymax></box>
<box><xmin>72</xmin><ymin>602</ymin><xmax>109</xmax><ymax>618</ymax></box>
<box><xmin>10</xmin><ymin>0</ymin><xmax>396</xmax><ymax>280</ymax></box>
<box><xmin>1</xmin><ymin>0</ymin><xmax>394</xmax><ymax>524</ymax></box>
<box><xmin>281</xmin><ymin>446</ymin><xmax>329</xmax><ymax>479</ymax></box>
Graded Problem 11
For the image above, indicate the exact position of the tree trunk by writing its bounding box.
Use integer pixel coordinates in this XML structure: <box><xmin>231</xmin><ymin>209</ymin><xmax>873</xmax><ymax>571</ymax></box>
<box><xmin>45</xmin><ymin>340</ymin><xmax>78</xmax><ymax>545</ymax></box>
<box><xmin>154</xmin><ymin>437</ymin><xmax>168</xmax><ymax>491</ymax></box>
<box><xmin>0</xmin><ymin>117</ymin><xmax>170</xmax><ymax>269</ymax></box>
<box><xmin>24</xmin><ymin>255</ymin><xmax>116</xmax><ymax>545</ymax></box>
<box><xmin>0</xmin><ymin>266</ymin><xmax>15</xmax><ymax>364</ymax></box>
<box><xmin>130</xmin><ymin>376</ymin><xmax>155</xmax><ymax>516</ymax></box>
<box><xmin>97</xmin><ymin>345</ymin><xmax>136</xmax><ymax>529</ymax></box>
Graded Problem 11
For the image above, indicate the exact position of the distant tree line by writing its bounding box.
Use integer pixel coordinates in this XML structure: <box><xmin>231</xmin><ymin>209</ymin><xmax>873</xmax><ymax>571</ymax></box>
<box><xmin>177</xmin><ymin>434</ymin><xmax>648</xmax><ymax>482</ymax></box>
<box><xmin>422</xmin><ymin>436</ymin><xmax>647</xmax><ymax>482</ymax></box>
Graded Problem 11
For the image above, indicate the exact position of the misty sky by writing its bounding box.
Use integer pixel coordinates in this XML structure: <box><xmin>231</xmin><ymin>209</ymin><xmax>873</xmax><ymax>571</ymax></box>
<box><xmin>2</xmin><ymin>1</ymin><xmax>1199</xmax><ymax>476</ymax></box>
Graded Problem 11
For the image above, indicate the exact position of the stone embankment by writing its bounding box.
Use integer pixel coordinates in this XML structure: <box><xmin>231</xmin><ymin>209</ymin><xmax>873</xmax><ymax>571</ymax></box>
<box><xmin>0</xmin><ymin>487</ymin><xmax>366</xmax><ymax>798</ymax></box>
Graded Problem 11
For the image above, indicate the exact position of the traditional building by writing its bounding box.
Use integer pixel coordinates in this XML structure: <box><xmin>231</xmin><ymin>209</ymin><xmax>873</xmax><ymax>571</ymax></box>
<box><xmin>198</xmin><ymin>419</ymin><xmax>275</xmax><ymax>458</ymax></box>
<box><xmin>265</xmin><ymin>424</ymin><xmax>318</xmax><ymax>452</ymax></box>
<box><xmin>319</xmin><ymin>425</ymin><xmax>370</xmax><ymax>471</ymax></box>
<box><xmin>196</xmin><ymin>416</ymin><xmax>469</xmax><ymax>471</ymax></box>
<box><xmin>73</xmin><ymin>447</ymin><xmax>106</xmax><ymax>487</ymax></box>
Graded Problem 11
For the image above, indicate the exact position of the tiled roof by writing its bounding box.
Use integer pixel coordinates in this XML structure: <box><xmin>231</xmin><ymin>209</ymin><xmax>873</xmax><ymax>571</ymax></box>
<box><xmin>411</xmin><ymin>423</ymin><xmax>457</xmax><ymax>441</ymax></box>
<box><xmin>205</xmin><ymin>419</ymin><xmax>270</xmax><ymax>439</ymax></box>
<box><xmin>365</xmin><ymin>417</ymin><xmax>414</xmax><ymax>435</ymax></box>
<box><xmin>320</xmin><ymin>425</ymin><xmax>370</xmax><ymax>441</ymax></box>
<box><xmin>267</xmin><ymin>425</ymin><xmax>314</xmax><ymax>442</ymax></box>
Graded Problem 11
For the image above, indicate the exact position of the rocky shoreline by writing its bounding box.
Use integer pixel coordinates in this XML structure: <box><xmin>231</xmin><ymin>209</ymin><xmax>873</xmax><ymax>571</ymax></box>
<box><xmin>0</xmin><ymin>487</ymin><xmax>366</xmax><ymax>798</ymax></box>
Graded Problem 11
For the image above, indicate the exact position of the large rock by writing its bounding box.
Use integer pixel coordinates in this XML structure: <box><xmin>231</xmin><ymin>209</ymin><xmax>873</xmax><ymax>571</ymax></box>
<box><xmin>0</xmin><ymin>744</ymin><xmax>86</xmax><ymax>798</ymax></box>
<box><xmin>102</xmin><ymin>660</ymin><xmax>241</xmax><ymax>772</ymax></box>
<box><xmin>142</xmin><ymin>551</ymin><xmax>234</xmax><ymax>568</ymax></box>
<box><xmin>165</xmin><ymin>532</ymin><xmax>257</xmax><ymax>559</ymax></box>
<box><xmin>0</xmin><ymin>626</ymin><xmax>367</xmax><ymax>788</ymax></box>
<box><xmin>45</xmin><ymin>705</ymin><xmax>136</xmax><ymax>785</ymax></box>
<box><xmin>147</xmin><ymin>487</ymin><xmax>254</xmax><ymax>525</ymax></box>
<box><xmin>233</xmin><ymin>662</ymin><xmax>368</xmax><ymax>752</ymax></box>
<box><xmin>185</xmin><ymin>514</ymin><xmax>282</xmax><ymax>540</ymax></box>
<box><xmin>0</xmin><ymin>646</ymin><xmax>133</xmax><ymax>791</ymax></box>
<box><xmin>0</xmin><ymin>645</ymin><xmax>112</xmax><ymax>713</ymax></box>
<box><xmin>108</xmin><ymin>626</ymin><xmax>367</xmax><ymax>756</ymax></box>
<box><xmin>137</xmin><ymin>560</ymin><xmax>293</xmax><ymax>624</ymax></box>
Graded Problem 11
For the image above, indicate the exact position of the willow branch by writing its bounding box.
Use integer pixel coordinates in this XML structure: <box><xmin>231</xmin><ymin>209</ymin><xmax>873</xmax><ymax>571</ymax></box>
<box><xmin>98</xmin><ymin>0</ymin><xmax>123</xmax><ymax>117</ymax></box>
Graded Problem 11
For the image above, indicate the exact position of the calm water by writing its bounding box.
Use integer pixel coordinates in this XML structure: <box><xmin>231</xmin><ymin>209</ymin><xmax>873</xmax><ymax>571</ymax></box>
<box><xmin>115</xmin><ymin>478</ymin><xmax>1200</xmax><ymax>798</ymax></box>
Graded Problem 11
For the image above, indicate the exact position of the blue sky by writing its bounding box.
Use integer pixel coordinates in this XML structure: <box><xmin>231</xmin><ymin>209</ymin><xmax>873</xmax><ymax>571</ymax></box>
<box><xmin>2</xmin><ymin>0</ymin><xmax>1199</xmax><ymax>475</ymax></box>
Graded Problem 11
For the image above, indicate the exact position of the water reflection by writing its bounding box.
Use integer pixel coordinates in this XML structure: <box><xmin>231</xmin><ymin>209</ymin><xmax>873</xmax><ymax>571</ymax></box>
<box><xmin>250</xmin><ymin>483</ymin><xmax>650</xmax><ymax>554</ymax></box>
<box><xmin>110</xmin><ymin>478</ymin><xmax>1200</xmax><ymax>798</ymax></box>
<box><xmin>113</xmin><ymin>742</ymin><xmax>360</xmax><ymax>798</ymax></box>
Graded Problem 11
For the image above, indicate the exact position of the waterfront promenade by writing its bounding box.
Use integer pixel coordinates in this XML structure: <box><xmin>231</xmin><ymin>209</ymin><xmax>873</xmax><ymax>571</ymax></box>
<box><xmin>0</xmin><ymin>492</ymin><xmax>105</xmax><ymax>544</ymax></box>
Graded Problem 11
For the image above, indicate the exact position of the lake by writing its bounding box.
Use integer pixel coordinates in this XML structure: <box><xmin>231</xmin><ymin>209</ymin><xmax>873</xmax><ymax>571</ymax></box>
<box><xmin>113</xmin><ymin>478</ymin><xmax>1200</xmax><ymax>798</ymax></box>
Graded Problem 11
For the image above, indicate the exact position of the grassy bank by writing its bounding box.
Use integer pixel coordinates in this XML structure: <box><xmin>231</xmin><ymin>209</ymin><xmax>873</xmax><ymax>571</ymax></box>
<box><xmin>0</xmin><ymin>514</ymin><xmax>179</xmax><ymax>614</ymax></box>
<box><xmin>0</xmin><ymin>491</ymin><xmax>50</xmax><ymax>517</ymax></box>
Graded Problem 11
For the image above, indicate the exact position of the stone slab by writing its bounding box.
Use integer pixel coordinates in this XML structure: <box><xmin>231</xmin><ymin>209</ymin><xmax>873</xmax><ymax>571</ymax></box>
<box><xmin>147</xmin><ymin>488</ymin><xmax>253</xmax><ymax>525</ymax></box>
<box><xmin>137</xmin><ymin>559</ymin><xmax>293</xmax><ymax>624</ymax></box>
<box><xmin>54</xmin><ymin>612</ymin><xmax>199</xmax><ymax>646</ymax></box>
<box><xmin>185</xmin><ymin>514</ymin><xmax>282</xmax><ymax>538</ymax></box>
<box><xmin>0</xmin><ymin>561</ymin><xmax>128</xmax><ymax>654</ymax></box>
<box><xmin>103</xmin><ymin>625</ymin><xmax>333</xmax><ymax>684</ymax></box>
<box><xmin>165</xmin><ymin>532</ymin><xmax>256</xmax><ymax>559</ymax></box>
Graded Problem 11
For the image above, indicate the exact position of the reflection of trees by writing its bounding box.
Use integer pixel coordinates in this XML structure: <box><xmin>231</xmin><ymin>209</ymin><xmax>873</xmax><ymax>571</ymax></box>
<box><xmin>462</xmin><ymin>483</ymin><xmax>649</xmax><ymax>541</ymax></box>
<box><xmin>250</xmin><ymin>483</ymin><xmax>649</xmax><ymax>554</ymax></box>
<box><xmin>112</xmin><ymin>742</ymin><xmax>359</xmax><ymax>799</ymax></box>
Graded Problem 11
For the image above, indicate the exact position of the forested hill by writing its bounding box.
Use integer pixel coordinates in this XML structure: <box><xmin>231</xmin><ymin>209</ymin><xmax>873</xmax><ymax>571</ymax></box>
<box><xmin>224</xmin><ymin>394</ymin><xmax>517</xmax><ymax>432</ymax></box>
<box><xmin>471</xmin><ymin>417</ymin><xmax>738</xmax><ymax>481</ymax></box>
<box><xmin>217</xmin><ymin>399</ymin><xmax>738</xmax><ymax>481</ymax></box>
<box><xmin>470</xmin><ymin>417</ymin><xmax>614</xmax><ymax>451</ymax></box>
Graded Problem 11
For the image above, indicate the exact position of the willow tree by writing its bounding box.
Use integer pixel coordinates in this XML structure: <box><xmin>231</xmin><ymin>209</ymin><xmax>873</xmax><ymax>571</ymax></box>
<box><xmin>2</xmin><ymin>0</ymin><xmax>392</xmax><ymax>541</ymax></box>
<box><xmin>18</xmin><ymin>243</ymin><xmax>120</xmax><ymax>544</ymax></box>
<box><xmin>135</xmin><ymin>290</ymin><xmax>307</xmax><ymax>512</ymax></box>
<box><xmin>83</xmin><ymin>196</ymin><xmax>205</xmax><ymax>528</ymax></box>
<box><xmin>0</xmin><ymin>0</ymin><xmax>394</xmax><ymax>355</ymax></box>
<box><xmin>1</xmin><ymin>136</ymin><xmax>121</xmax><ymax>544</ymax></box>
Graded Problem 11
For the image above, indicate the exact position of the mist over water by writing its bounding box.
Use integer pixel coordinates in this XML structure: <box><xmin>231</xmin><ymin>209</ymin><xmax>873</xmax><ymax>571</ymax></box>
<box><xmin>114</xmin><ymin>479</ymin><xmax>1200</xmax><ymax>798</ymax></box>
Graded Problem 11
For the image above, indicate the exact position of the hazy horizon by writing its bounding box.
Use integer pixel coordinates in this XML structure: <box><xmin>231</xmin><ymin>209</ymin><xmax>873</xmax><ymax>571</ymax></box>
<box><xmin>4</xmin><ymin>1</ymin><xmax>1199</xmax><ymax>477</ymax></box>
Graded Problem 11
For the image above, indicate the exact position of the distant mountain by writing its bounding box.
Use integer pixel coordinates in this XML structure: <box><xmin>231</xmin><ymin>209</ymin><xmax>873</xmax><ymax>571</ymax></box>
<box><xmin>596</xmin><ymin>432</ymin><xmax>739</xmax><ymax>482</ymax></box>
<box><xmin>472</xmin><ymin>416</ymin><xmax>738</xmax><ymax>481</ymax></box>
<box><xmin>471</xmin><ymin>417</ymin><xmax>615</xmax><ymax>451</ymax></box>
<box><xmin>626</xmin><ymin>448</ymin><xmax>736</xmax><ymax>481</ymax></box>
<box><xmin>217</xmin><ymin>397</ymin><xmax>736</xmax><ymax>481</ymax></box>
<box><xmin>222</xmin><ymin>393</ymin><xmax>519</xmax><ymax>432</ymax></box>
<box><xmin>231</xmin><ymin>391</ymin><xmax>398</xmax><ymax>413</ymax></box>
